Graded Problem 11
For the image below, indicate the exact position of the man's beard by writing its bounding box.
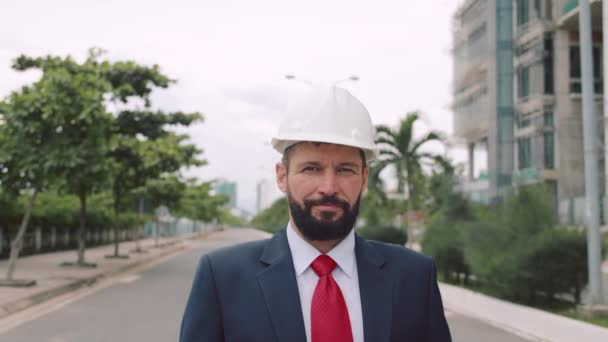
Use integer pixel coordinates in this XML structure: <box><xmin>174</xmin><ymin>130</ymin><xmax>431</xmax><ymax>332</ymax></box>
<box><xmin>287</xmin><ymin>191</ymin><xmax>361</xmax><ymax>241</ymax></box>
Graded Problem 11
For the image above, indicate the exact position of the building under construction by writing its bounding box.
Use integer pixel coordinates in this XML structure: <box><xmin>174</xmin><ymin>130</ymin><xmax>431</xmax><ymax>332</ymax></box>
<box><xmin>452</xmin><ymin>0</ymin><xmax>605</xmax><ymax>225</ymax></box>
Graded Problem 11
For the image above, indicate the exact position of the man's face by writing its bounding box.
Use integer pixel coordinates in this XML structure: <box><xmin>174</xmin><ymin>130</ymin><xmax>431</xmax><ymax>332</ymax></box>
<box><xmin>276</xmin><ymin>142</ymin><xmax>368</xmax><ymax>241</ymax></box>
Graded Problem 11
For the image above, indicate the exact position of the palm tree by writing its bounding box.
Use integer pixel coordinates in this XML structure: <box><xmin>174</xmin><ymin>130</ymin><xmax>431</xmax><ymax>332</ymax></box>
<box><xmin>374</xmin><ymin>112</ymin><xmax>446</xmax><ymax>247</ymax></box>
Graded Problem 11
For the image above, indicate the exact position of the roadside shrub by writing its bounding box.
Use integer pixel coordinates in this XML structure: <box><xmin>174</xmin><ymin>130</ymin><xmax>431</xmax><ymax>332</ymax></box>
<box><xmin>422</xmin><ymin>218</ymin><xmax>470</xmax><ymax>284</ymax></box>
<box><xmin>422</xmin><ymin>190</ymin><xmax>472</xmax><ymax>284</ymax></box>
<box><xmin>463</xmin><ymin>185</ymin><xmax>589</xmax><ymax>306</ymax></box>
<box><xmin>357</xmin><ymin>225</ymin><xmax>407</xmax><ymax>245</ymax></box>
<box><xmin>518</xmin><ymin>228</ymin><xmax>589</xmax><ymax>305</ymax></box>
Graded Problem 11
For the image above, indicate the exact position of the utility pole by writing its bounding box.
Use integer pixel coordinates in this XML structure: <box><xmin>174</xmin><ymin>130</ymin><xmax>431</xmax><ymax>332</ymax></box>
<box><xmin>580</xmin><ymin>0</ymin><xmax>604</xmax><ymax>305</ymax></box>
<box><xmin>604</xmin><ymin>0</ymin><xmax>608</xmax><ymax>232</ymax></box>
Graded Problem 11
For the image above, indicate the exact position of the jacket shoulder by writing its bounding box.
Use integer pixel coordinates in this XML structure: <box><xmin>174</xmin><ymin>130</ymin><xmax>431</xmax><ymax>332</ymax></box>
<box><xmin>364</xmin><ymin>239</ymin><xmax>434</xmax><ymax>270</ymax></box>
<box><xmin>205</xmin><ymin>238</ymin><xmax>269</xmax><ymax>266</ymax></box>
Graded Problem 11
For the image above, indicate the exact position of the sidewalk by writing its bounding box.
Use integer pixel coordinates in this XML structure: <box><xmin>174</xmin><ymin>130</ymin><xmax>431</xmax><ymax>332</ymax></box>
<box><xmin>0</xmin><ymin>230</ymin><xmax>218</xmax><ymax>319</ymax></box>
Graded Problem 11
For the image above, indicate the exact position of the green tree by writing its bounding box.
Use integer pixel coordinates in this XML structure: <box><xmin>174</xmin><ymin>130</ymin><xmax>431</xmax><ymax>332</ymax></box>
<box><xmin>250</xmin><ymin>197</ymin><xmax>289</xmax><ymax>233</ymax></box>
<box><xmin>108</xmin><ymin>112</ymin><xmax>202</xmax><ymax>257</ymax></box>
<box><xmin>0</xmin><ymin>50</ymin><xmax>113</xmax><ymax>281</ymax></box>
<box><xmin>138</xmin><ymin>175</ymin><xmax>187</xmax><ymax>247</ymax></box>
<box><xmin>374</xmin><ymin>112</ymin><xmax>446</xmax><ymax>246</ymax></box>
<box><xmin>178</xmin><ymin>180</ymin><xmax>229</xmax><ymax>227</ymax></box>
<box><xmin>12</xmin><ymin>50</ymin><xmax>204</xmax><ymax>264</ymax></box>
<box><xmin>13</xmin><ymin>50</ymin><xmax>115</xmax><ymax>267</ymax></box>
<box><xmin>101</xmin><ymin>55</ymin><xmax>202</xmax><ymax>257</ymax></box>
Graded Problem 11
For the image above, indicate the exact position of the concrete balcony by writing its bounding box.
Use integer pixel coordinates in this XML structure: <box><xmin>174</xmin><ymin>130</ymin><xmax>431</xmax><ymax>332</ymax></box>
<box><xmin>514</xmin><ymin>43</ymin><xmax>545</xmax><ymax>68</ymax></box>
<box><xmin>515</xmin><ymin>19</ymin><xmax>554</xmax><ymax>48</ymax></box>
<box><xmin>558</xmin><ymin>0</ymin><xmax>603</xmax><ymax>31</ymax></box>
<box><xmin>512</xmin><ymin>167</ymin><xmax>558</xmax><ymax>185</ymax></box>
<box><xmin>515</xmin><ymin>94</ymin><xmax>555</xmax><ymax>115</ymax></box>
<box><xmin>453</xmin><ymin>103</ymin><xmax>490</xmax><ymax>142</ymax></box>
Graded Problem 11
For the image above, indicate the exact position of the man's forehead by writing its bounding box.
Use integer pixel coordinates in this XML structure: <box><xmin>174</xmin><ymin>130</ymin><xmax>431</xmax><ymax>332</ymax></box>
<box><xmin>291</xmin><ymin>141</ymin><xmax>359</xmax><ymax>156</ymax></box>
<box><xmin>289</xmin><ymin>142</ymin><xmax>363</xmax><ymax>161</ymax></box>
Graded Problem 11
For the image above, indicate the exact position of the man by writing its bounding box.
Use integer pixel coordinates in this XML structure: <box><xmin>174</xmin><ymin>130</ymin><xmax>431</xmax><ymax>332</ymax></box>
<box><xmin>180</xmin><ymin>86</ymin><xmax>452</xmax><ymax>342</ymax></box>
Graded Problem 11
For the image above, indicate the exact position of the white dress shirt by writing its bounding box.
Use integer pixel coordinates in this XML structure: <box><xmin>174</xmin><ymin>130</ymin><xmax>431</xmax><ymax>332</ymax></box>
<box><xmin>286</xmin><ymin>222</ymin><xmax>364</xmax><ymax>342</ymax></box>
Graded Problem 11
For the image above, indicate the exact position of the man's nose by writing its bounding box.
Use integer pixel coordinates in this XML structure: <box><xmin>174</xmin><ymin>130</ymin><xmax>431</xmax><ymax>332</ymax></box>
<box><xmin>318</xmin><ymin>172</ymin><xmax>339</xmax><ymax>195</ymax></box>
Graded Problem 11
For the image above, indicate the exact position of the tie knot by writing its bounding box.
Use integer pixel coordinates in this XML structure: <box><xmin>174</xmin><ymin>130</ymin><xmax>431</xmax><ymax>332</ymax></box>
<box><xmin>311</xmin><ymin>255</ymin><xmax>337</xmax><ymax>277</ymax></box>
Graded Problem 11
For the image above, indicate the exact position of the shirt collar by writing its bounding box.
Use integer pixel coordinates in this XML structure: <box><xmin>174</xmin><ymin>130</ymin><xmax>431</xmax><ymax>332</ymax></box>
<box><xmin>286</xmin><ymin>221</ymin><xmax>356</xmax><ymax>278</ymax></box>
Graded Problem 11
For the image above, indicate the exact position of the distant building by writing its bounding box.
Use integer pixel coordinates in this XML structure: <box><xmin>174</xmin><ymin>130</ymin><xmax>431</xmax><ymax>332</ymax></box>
<box><xmin>452</xmin><ymin>0</ymin><xmax>606</xmax><ymax>225</ymax></box>
<box><xmin>215</xmin><ymin>180</ymin><xmax>238</xmax><ymax>209</ymax></box>
<box><xmin>256</xmin><ymin>179</ymin><xmax>276</xmax><ymax>213</ymax></box>
<box><xmin>452</xmin><ymin>0</ymin><xmax>515</xmax><ymax>204</ymax></box>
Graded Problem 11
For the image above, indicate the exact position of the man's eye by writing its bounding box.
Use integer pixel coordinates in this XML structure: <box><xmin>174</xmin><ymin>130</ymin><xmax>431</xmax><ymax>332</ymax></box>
<box><xmin>303</xmin><ymin>166</ymin><xmax>319</xmax><ymax>172</ymax></box>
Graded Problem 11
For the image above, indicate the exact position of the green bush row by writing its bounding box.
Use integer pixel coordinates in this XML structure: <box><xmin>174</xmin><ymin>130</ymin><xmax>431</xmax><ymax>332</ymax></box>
<box><xmin>0</xmin><ymin>191</ymin><xmax>148</xmax><ymax>232</ymax></box>
<box><xmin>422</xmin><ymin>185</ymin><xmax>594</xmax><ymax>306</ymax></box>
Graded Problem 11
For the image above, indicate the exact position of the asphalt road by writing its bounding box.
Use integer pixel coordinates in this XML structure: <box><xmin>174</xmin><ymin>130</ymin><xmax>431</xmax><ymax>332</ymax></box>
<box><xmin>0</xmin><ymin>229</ymin><xmax>533</xmax><ymax>342</ymax></box>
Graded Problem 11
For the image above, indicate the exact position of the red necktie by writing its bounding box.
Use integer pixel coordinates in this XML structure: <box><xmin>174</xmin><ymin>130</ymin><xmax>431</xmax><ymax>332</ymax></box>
<box><xmin>310</xmin><ymin>255</ymin><xmax>353</xmax><ymax>342</ymax></box>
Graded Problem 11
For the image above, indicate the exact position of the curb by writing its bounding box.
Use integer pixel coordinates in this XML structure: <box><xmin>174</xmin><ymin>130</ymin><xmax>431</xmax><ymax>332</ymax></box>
<box><xmin>439</xmin><ymin>282</ymin><xmax>608</xmax><ymax>342</ymax></box>
<box><xmin>0</xmin><ymin>233</ymin><xmax>207</xmax><ymax>320</ymax></box>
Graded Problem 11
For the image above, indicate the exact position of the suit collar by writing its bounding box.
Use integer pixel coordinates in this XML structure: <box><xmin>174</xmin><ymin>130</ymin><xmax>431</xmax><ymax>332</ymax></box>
<box><xmin>257</xmin><ymin>228</ymin><xmax>307</xmax><ymax>342</ymax></box>
<box><xmin>355</xmin><ymin>234</ymin><xmax>392</xmax><ymax>342</ymax></box>
<box><xmin>354</xmin><ymin>233</ymin><xmax>386</xmax><ymax>267</ymax></box>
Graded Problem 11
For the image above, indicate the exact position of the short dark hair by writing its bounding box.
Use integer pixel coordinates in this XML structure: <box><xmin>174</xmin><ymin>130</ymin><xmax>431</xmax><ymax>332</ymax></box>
<box><xmin>281</xmin><ymin>142</ymin><xmax>367</xmax><ymax>171</ymax></box>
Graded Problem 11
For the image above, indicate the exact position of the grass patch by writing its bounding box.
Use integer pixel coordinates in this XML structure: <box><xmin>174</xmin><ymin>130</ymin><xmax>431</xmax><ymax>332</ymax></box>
<box><xmin>560</xmin><ymin>309</ymin><xmax>608</xmax><ymax>328</ymax></box>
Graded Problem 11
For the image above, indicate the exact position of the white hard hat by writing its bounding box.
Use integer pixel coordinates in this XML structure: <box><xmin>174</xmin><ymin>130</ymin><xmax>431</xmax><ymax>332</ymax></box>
<box><xmin>271</xmin><ymin>86</ymin><xmax>376</xmax><ymax>162</ymax></box>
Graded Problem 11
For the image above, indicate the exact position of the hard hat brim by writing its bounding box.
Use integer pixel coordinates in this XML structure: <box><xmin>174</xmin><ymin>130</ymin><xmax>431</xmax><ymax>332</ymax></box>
<box><xmin>271</xmin><ymin>136</ymin><xmax>376</xmax><ymax>162</ymax></box>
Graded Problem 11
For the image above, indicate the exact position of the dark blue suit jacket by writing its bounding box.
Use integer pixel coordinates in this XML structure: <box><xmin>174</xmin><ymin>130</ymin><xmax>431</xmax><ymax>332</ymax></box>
<box><xmin>180</xmin><ymin>229</ymin><xmax>451</xmax><ymax>341</ymax></box>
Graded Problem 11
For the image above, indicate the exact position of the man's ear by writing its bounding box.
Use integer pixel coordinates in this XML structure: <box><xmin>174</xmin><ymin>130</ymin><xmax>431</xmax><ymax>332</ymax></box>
<box><xmin>276</xmin><ymin>162</ymin><xmax>287</xmax><ymax>193</ymax></box>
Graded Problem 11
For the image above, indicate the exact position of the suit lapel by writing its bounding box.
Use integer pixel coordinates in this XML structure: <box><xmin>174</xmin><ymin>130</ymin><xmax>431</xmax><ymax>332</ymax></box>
<box><xmin>356</xmin><ymin>235</ymin><xmax>393</xmax><ymax>342</ymax></box>
<box><xmin>257</xmin><ymin>229</ymin><xmax>307</xmax><ymax>342</ymax></box>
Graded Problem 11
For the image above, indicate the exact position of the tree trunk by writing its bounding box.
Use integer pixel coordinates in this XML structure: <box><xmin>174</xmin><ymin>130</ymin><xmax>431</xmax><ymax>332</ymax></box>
<box><xmin>155</xmin><ymin>218</ymin><xmax>160</xmax><ymax>247</ymax></box>
<box><xmin>113</xmin><ymin>225</ymin><xmax>120</xmax><ymax>256</ymax></box>
<box><xmin>406</xmin><ymin>182</ymin><xmax>415</xmax><ymax>248</ymax></box>
<box><xmin>77</xmin><ymin>192</ymin><xmax>87</xmax><ymax>265</ymax></box>
<box><xmin>113</xmin><ymin>206</ymin><xmax>120</xmax><ymax>257</ymax></box>
<box><xmin>5</xmin><ymin>187</ymin><xmax>40</xmax><ymax>281</ymax></box>
<box><xmin>134</xmin><ymin>197</ymin><xmax>143</xmax><ymax>252</ymax></box>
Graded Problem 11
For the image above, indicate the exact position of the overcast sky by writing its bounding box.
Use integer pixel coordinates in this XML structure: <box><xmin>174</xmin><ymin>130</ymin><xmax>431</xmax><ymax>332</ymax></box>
<box><xmin>1</xmin><ymin>0</ymin><xmax>464</xmax><ymax>214</ymax></box>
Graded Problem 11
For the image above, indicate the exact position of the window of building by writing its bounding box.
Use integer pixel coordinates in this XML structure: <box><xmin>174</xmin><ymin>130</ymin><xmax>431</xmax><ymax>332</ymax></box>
<box><xmin>518</xmin><ymin>0</ymin><xmax>529</xmax><ymax>26</ymax></box>
<box><xmin>518</xmin><ymin>137</ymin><xmax>532</xmax><ymax>169</ymax></box>
<box><xmin>520</xmin><ymin>118</ymin><xmax>531</xmax><ymax>128</ymax></box>
<box><xmin>544</xmin><ymin>35</ymin><xmax>554</xmax><ymax>94</ymax></box>
<box><xmin>544</xmin><ymin>132</ymin><xmax>555</xmax><ymax>169</ymax></box>
<box><xmin>570</xmin><ymin>45</ymin><xmax>603</xmax><ymax>93</ymax></box>
<box><xmin>534</xmin><ymin>0</ymin><xmax>541</xmax><ymax>18</ymax></box>
<box><xmin>593</xmin><ymin>46</ymin><xmax>603</xmax><ymax>93</ymax></box>
<box><xmin>543</xmin><ymin>111</ymin><xmax>553</xmax><ymax>127</ymax></box>
<box><xmin>518</xmin><ymin>66</ymin><xmax>530</xmax><ymax>98</ymax></box>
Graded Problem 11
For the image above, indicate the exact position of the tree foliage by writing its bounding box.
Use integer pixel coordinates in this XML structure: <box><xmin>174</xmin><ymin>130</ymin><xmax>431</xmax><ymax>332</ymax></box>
<box><xmin>0</xmin><ymin>49</ymin><xmax>210</xmax><ymax>274</ymax></box>
<box><xmin>374</xmin><ymin>112</ymin><xmax>447</xmax><ymax>245</ymax></box>
<box><xmin>178</xmin><ymin>181</ymin><xmax>229</xmax><ymax>223</ymax></box>
<box><xmin>250</xmin><ymin>197</ymin><xmax>289</xmax><ymax>233</ymax></box>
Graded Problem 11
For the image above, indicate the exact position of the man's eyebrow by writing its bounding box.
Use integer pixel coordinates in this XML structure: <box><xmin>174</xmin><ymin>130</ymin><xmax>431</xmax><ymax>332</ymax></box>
<box><xmin>338</xmin><ymin>162</ymin><xmax>361</xmax><ymax>168</ymax></box>
<box><xmin>296</xmin><ymin>161</ymin><xmax>322</xmax><ymax>167</ymax></box>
